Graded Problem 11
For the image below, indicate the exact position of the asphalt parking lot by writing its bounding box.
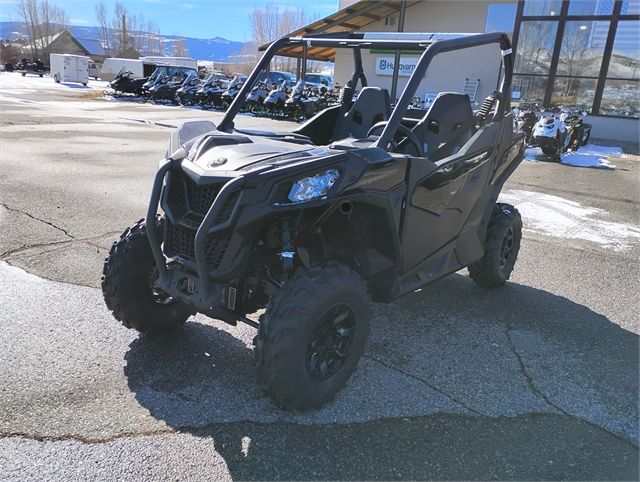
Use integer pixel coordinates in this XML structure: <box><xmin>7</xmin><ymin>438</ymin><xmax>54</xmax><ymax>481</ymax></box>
<box><xmin>0</xmin><ymin>73</ymin><xmax>639</xmax><ymax>481</ymax></box>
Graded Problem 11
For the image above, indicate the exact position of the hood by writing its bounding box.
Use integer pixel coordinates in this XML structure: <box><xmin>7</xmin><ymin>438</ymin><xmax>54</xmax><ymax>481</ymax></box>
<box><xmin>187</xmin><ymin>133</ymin><xmax>331</xmax><ymax>174</ymax></box>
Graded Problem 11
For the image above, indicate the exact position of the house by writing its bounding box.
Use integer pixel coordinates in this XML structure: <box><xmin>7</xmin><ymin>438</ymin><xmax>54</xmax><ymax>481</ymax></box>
<box><xmin>39</xmin><ymin>30</ymin><xmax>107</xmax><ymax>63</ymax></box>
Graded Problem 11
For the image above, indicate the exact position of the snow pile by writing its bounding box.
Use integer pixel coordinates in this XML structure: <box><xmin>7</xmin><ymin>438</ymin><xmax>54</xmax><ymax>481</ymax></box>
<box><xmin>524</xmin><ymin>144</ymin><xmax>621</xmax><ymax>169</ymax></box>
<box><xmin>561</xmin><ymin>144</ymin><xmax>621</xmax><ymax>169</ymax></box>
<box><xmin>499</xmin><ymin>189</ymin><xmax>640</xmax><ymax>251</ymax></box>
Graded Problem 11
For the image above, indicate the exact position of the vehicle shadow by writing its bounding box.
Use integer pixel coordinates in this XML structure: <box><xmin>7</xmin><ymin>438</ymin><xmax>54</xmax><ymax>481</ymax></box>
<box><xmin>123</xmin><ymin>273</ymin><xmax>639</xmax><ymax>480</ymax></box>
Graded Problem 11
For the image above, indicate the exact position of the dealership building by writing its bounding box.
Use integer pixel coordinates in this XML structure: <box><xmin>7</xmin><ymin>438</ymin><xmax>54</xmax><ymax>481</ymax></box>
<box><xmin>275</xmin><ymin>0</ymin><xmax>639</xmax><ymax>143</ymax></box>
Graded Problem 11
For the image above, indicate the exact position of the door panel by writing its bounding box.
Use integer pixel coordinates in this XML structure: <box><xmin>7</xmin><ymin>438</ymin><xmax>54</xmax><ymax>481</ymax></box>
<box><xmin>401</xmin><ymin>149</ymin><xmax>494</xmax><ymax>272</ymax></box>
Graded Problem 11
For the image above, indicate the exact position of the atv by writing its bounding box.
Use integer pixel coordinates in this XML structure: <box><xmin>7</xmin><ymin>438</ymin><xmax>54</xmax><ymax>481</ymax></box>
<box><xmin>102</xmin><ymin>31</ymin><xmax>525</xmax><ymax>410</ymax></box>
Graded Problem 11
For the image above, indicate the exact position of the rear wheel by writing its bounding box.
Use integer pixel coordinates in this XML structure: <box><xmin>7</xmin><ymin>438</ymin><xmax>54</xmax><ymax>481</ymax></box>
<box><xmin>102</xmin><ymin>218</ymin><xmax>193</xmax><ymax>333</ymax></box>
<box><xmin>468</xmin><ymin>203</ymin><xmax>522</xmax><ymax>288</ymax></box>
<box><xmin>254</xmin><ymin>262</ymin><xmax>371</xmax><ymax>410</ymax></box>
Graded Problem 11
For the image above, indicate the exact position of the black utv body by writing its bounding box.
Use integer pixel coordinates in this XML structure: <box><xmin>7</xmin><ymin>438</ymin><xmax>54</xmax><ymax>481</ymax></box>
<box><xmin>103</xmin><ymin>32</ymin><xmax>525</xmax><ymax>410</ymax></box>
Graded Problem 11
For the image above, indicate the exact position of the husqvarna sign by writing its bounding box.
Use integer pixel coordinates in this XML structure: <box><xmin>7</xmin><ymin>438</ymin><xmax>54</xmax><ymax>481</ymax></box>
<box><xmin>375</xmin><ymin>56</ymin><xmax>419</xmax><ymax>77</ymax></box>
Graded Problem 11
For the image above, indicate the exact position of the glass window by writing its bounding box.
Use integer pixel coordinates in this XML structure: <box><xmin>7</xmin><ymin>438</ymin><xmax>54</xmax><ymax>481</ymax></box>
<box><xmin>608</xmin><ymin>20</ymin><xmax>639</xmax><ymax>80</ymax></box>
<box><xmin>515</xmin><ymin>21</ymin><xmax>559</xmax><ymax>74</ymax></box>
<box><xmin>557</xmin><ymin>21</ymin><xmax>608</xmax><ymax>77</ymax></box>
<box><xmin>622</xmin><ymin>0</ymin><xmax>640</xmax><ymax>15</ymax></box>
<box><xmin>512</xmin><ymin>74</ymin><xmax>548</xmax><ymax>104</ymax></box>
<box><xmin>550</xmin><ymin>77</ymin><xmax>597</xmax><ymax>110</ymax></box>
<box><xmin>599</xmin><ymin>79</ymin><xmax>640</xmax><ymax>116</ymax></box>
<box><xmin>485</xmin><ymin>3</ymin><xmax>517</xmax><ymax>33</ymax></box>
<box><xmin>523</xmin><ymin>0</ymin><xmax>562</xmax><ymax>16</ymax></box>
<box><xmin>568</xmin><ymin>0</ymin><xmax>614</xmax><ymax>16</ymax></box>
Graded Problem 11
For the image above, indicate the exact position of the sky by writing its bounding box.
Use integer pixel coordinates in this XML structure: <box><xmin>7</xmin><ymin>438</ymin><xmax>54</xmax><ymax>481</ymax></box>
<box><xmin>0</xmin><ymin>0</ymin><xmax>339</xmax><ymax>41</ymax></box>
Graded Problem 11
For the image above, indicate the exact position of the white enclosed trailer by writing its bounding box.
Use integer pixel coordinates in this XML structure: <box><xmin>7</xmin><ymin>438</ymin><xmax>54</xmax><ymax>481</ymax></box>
<box><xmin>100</xmin><ymin>56</ymin><xmax>198</xmax><ymax>81</ymax></box>
<box><xmin>99</xmin><ymin>58</ymin><xmax>143</xmax><ymax>82</ymax></box>
<box><xmin>50</xmin><ymin>53</ymin><xmax>90</xmax><ymax>85</ymax></box>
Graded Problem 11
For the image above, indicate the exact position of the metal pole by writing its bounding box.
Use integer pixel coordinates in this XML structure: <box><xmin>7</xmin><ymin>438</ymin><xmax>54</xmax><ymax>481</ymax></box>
<box><xmin>301</xmin><ymin>44</ymin><xmax>308</xmax><ymax>81</ymax></box>
<box><xmin>389</xmin><ymin>0</ymin><xmax>407</xmax><ymax>104</ymax></box>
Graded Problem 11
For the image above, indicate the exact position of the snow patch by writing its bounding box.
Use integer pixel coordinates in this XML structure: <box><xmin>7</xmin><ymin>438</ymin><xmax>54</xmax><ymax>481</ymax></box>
<box><xmin>499</xmin><ymin>190</ymin><xmax>640</xmax><ymax>251</ymax></box>
<box><xmin>524</xmin><ymin>144</ymin><xmax>621</xmax><ymax>169</ymax></box>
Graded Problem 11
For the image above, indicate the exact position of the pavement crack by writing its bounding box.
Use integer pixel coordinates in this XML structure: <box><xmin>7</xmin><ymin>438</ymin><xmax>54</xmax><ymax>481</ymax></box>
<box><xmin>363</xmin><ymin>354</ymin><xmax>485</xmax><ymax>416</ymax></box>
<box><xmin>503</xmin><ymin>326</ymin><xmax>638</xmax><ymax>448</ymax></box>
<box><xmin>0</xmin><ymin>201</ymin><xmax>74</xmax><ymax>239</ymax></box>
<box><xmin>0</xmin><ymin>231</ymin><xmax>120</xmax><ymax>260</ymax></box>
<box><xmin>504</xmin><ymin>326</ymin><xmax>567</xmax><ymax>415</ymax></box>
<box><xmin>0</xmin><ymin>428</ymin><xmax>177</xmax><ymax>445</ymax></box>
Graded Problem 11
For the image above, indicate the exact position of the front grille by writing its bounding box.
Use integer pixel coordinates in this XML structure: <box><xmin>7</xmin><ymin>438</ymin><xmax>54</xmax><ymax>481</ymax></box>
<box><xmin>166</xmin><ymin>223</ymin><xmax>230</xmax><ymax>270</ymax></box>
<box><xmin>164</xmin><ymin>169</ymin><xmax>239</xmax><ymax>272</ymax></box>
<box><xmin>167</xmin><ymin>169</ymin><xmax>238</xmax><ymax>225</ymax></box>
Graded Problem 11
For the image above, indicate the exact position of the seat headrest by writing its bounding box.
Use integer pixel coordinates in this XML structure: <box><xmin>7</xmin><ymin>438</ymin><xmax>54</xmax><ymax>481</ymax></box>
<box><xmin>422</xmin><ymin>93</ymin><xmax>474</xmax><ymax>138</ymax></box>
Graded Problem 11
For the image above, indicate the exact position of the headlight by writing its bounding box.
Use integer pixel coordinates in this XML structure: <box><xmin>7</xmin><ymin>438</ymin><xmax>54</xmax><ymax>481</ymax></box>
<box><xmin>288</xmin><ymin>169</ymin><xmax>339</xmax><ymax>202</ymax></box>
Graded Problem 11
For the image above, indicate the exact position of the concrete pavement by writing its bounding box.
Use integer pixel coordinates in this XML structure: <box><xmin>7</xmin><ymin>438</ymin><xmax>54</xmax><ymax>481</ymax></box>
<box><xmin>0</xmin><ymin>73</ymin><xmax>638</xmax><ymax>480</ymax></box>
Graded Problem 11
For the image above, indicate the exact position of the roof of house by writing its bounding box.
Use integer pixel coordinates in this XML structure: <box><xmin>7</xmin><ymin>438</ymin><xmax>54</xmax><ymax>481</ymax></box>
<box><xmin>259</xmin><ymin>0</ymin><xmax>420</xmax><ymax>61</ymax></box>
<box><xmin>75</xmin><ymin>37</ymin><xmax>106</xmax><ymax>56</ymax></box>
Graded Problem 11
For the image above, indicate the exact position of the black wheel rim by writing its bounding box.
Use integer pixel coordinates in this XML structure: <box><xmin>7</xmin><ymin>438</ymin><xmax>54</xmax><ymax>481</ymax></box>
<box><xmin>500</xmin><ymin>226</ymin><xmax>515</xmax><ymax>270</ymax></box>
<box><xmin>145</xmin><ymin>265</ymin><xmax>175</xmax><ymax>305</ymax></box>
<box><xmin>306</xmin><ymin>304</ymin><xmax>356</xmax><ymax>381</ymax></box>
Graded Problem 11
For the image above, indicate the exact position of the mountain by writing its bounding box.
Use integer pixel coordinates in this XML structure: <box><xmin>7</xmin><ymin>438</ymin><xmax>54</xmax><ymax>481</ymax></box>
<box><xmin>0</xmin><ymin>21</ymin><xmax>245</xmax><ymax>61</ymax></box>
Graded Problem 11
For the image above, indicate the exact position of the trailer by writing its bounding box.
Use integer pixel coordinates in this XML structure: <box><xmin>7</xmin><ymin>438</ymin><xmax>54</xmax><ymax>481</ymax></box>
<box><xmin>50</xmin><ymin>53</ymin><xmax>90</xmax><ymax>86</ymax></box>
<box><xmin>100</xmin><ymin>56</ymin><xmax>198</xmax><ymax>82</ymax></box>
<box><xmin>100</xmin><ymin>58</ymin><xmax>144</xmax><ymax>82</ymax></box>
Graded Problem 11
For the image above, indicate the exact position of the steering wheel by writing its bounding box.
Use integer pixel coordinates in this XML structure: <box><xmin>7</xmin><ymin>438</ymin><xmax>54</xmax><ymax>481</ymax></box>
<box><xmin>366</xmin><ymin>121</ymin><xmax>424</xmax><ymax>157</ymax></box>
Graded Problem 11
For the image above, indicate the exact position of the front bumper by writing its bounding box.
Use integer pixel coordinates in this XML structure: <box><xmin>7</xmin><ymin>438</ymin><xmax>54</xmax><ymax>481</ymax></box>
<box><xmin>145</xmin><ymin>159</ymin><xmax>245</xmax><ymax>310</ymax></box>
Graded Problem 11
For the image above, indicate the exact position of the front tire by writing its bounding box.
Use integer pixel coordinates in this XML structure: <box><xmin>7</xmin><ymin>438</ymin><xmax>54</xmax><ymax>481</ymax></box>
<box><xmin>254</xmin><ymin>262</ymin><xmax>371</xmax><ymax>410</ymax></box>
<box><xmin>468</xmin><ymin>203</ymin><xmax>522</xmax><ymax>288</ymax></box>
<box><xmin>101</xmin><ymin>218</ymin><xmax>193</xmax><ymax>333</ymax></box>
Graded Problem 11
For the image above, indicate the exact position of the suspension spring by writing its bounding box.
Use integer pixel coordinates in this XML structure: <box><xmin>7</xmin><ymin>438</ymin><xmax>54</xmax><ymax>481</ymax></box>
<box><xmin>278</xmin><ymin>217</ymin><xmax>295</xmax><ymax>272</ymax></box>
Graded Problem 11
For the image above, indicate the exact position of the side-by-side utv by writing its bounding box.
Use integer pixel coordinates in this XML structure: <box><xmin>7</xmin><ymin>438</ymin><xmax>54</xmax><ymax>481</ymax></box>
<box><xmin>102</xmin><ymin>31</ymin><xmax>525</xmax><ymax>410</ymax></box>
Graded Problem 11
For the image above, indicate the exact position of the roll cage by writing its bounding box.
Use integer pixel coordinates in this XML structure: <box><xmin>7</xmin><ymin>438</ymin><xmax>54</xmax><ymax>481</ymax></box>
<box><xmin>217</xmin><ymin>31</ymin><xmax>514</xmax><ymax>147</ymax></box>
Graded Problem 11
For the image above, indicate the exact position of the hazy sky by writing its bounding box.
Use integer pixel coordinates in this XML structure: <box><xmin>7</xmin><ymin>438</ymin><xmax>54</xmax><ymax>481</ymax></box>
<box><xmin>1</xmin><ymin>0</ymin><xmax>339</xmax><ymax>41</ymax></box>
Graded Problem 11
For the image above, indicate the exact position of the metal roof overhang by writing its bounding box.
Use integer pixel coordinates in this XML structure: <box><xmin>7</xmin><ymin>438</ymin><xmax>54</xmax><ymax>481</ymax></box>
<box><xmin>258</xmin><ymin>0</ymin><xmax>421</xmax><ymax>61</ymax></box>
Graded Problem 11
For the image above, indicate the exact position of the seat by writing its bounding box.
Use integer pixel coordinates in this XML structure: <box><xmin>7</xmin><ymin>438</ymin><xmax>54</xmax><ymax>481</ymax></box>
<box><xmin>410</xmin><ymin>93</ymin><xmax>476</xmax><ymax>160</ymax></box>
<box><xmin>336</xmin><ymin>87</ymin><xmax>392</xmax><ymax>140</ymax></box>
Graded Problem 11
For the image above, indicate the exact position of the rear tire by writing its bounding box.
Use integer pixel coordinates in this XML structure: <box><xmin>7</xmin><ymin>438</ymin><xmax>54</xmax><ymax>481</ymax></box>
<box><xmin>102</xmin><ymin>218</ymin><xmax>193</xmax><ymax>333</ymax></box>
<box><xmin>254</xmin><ymin>262</ymin><xmax>371</xmax><ymax>410</ymax></box>
<box><xmin>468</xmin><ymin>203</ymin><xmax>522</xmax><ymax>288</ymax></box>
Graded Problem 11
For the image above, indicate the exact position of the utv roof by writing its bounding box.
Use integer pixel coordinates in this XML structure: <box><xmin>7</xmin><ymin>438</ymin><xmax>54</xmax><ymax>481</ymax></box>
<box><xmin>261</xmin><ymin>31</ymin><xmax>501</xmax><ymax>61</ymax></box>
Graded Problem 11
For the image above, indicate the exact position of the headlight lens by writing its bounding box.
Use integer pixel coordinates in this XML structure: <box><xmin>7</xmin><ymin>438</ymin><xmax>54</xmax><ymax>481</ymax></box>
<box><xmin>288</xmin><ymin>169</ymin><xmax>340</xmax><ymax>202</ymax></box>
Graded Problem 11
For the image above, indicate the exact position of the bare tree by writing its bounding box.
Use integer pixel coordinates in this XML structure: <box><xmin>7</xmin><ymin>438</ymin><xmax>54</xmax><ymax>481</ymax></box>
<box><xmin>172</xmin><ymin>36</ymin><xmax>187</xmax><ymax>57</ymax></box>
<box><xmin>38</xmin><ymin>0</ymin><xmax>68</xmax><ymax>58</ymax></box>
<box><xmin>95</xmin><ymin>1</ymin><xmax>110</xmax><ymax>56</ymax></box>
<box><xmin>249</xmin><ymin>3</ymin><xmax>307</xmax><ymax>73</ymax></box>
<box><xmin>16</xmin><ymin>0</ymin><xmax>68</xmax><ymax>60</ymax></box>
<box><xmin>0</xmin><ymin>41</ymin><xmax>22</xmax><ymax>64</ymax></box>
<box><xmin>144</xmin><ymin>19</ymin><xmax>162</xmax><ymax>56</ymax></box>
<box><xmin>16</xmin><ymin>0</ymin><xmax>40</xmax><ymax>60</ymax></box>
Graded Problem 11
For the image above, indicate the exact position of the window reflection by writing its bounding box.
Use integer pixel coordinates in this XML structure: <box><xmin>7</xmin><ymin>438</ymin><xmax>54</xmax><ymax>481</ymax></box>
<box><xmin>557</xmin><ymin>21</ymin><xmax>608</xmax><ymax>77</ymax></box>
<box><xmin>523</xmin><ymin>0</ymin><xmax>562</xmax><ymax>16</ymax></box>
<box><xmin>600</xmin><ymin>79</ymin><xmax>640</xmax><ymax>116</ymax></box>
<box><xmin>512</xmin><ymin>74</ymin><xmax>548</xmax><ymax>105</ymax></box>
<box><xmin>567</xmin><ymin>0</ymin><xmax>614</xmax><ymax>15</ymax></box>
<box><xmin>609</xmin><ymin>20</ymin><xmax>639</xmax><ymax>80</ymax></box>
<box><xmin>514</xmin><ymin>21</ymin><xmax>558</xmax><ymax>74</ymax></box>
<box><xmin>551</xmin><ymin>77</ymin><xmax>597</xmax><ymax>111</ymax></box>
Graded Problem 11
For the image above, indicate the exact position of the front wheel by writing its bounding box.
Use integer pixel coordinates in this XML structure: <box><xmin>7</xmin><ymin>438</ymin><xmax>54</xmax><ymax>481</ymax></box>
<box><xmin>254</xmin><ymin>262</ymin><xmax>371</xmax><ymax>410</ymax></box>
<box><xmin>468</xmin><ymin>203</ymin><xmax>522</xmax><ymax>288</ymax></box>
<box><xmin>101</xmin><ymin>218</ymin><xmax>193</xmax><ymax>333</ymax></box>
